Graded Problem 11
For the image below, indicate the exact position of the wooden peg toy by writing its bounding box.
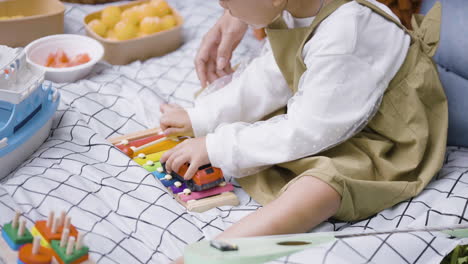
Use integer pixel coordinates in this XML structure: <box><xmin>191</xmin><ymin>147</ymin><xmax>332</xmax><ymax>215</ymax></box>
<box><xmin>1</xmin><ymin>212</ymin><xmax>33</xmax><ymax>250</ymax></box>
<box><xmin>50</xmin><ymin>232</ymin><xmax>89</xmax><ymax>264</ymax></box>
<box><xmin>31</xmin><ymin>213</ymin><xmax>78</xmax><ymax>249</ymax></box>
<box><xmin>18</xmin><ymin>236</ymin><xmax>53</xmax><ymax>264</ymax></box>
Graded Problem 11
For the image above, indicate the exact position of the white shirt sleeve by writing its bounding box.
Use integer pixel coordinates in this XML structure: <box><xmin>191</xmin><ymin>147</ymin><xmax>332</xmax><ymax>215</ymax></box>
<box><xmin>205</xmin><ymin>3</ymin><xmax>411</xmax><ymax>178</ymax></box>
<box><xmin>186</xmin><ymin>42</ymin><xmax>292</xmax><ymax>137</ymax></box>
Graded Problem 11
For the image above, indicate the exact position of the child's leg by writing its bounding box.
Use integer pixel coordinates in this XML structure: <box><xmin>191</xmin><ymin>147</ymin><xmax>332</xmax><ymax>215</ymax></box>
<box><xmin>174</xmin><ymin>176</ymin><xmax>341</xmax><ymax>263</ymax></box>
<box><xmin>218</xmin><ymin>176</ymin><xmax>341</xmax><ymax>239</ymax></box>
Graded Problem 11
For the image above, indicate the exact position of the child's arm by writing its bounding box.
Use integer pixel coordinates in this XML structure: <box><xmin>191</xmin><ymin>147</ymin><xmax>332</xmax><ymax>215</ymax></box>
<box><xmin>204</xmin><ymin>21</ymin><xmax>411</xmax><ymax>177</ymax></box>
<box><xmin>186</xmin><ymin>43</ymin><xmax>292</xmax><ymax>137</ymax></box>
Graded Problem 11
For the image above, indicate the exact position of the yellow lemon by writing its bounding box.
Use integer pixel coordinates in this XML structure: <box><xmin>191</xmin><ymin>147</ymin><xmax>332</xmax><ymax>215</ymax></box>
<box><xmin>121</xmin><ymin>8</ymin><xmax>140</xmax><ymax>25</ymax></box>
<box><xmin>88</xmin><ymin>19</ymin><xmax>107</xmax><ymax>37</ymax></box>
<box><xmin>150</xmin><ymin>0</ymin><xmax>171</xmax><ymax>17</ymax></box>
<box><xmin>114</xmin><ymin>20</ymin><xmax>138</xmax><ymax>40</ymax></box>
<box><xmin>139</xmin><ymin>16</ymin><xmax>163</xmax><ymax>34</ymax></box>
<box><xmin>101</xmin><ymin>6</ymin><xmax>121</xmax><ymax>28</ymax></box>
<box><xmin>160</xmin><ymin>15</ymin><xmax>177</xmax><ymax>31</ymax></box>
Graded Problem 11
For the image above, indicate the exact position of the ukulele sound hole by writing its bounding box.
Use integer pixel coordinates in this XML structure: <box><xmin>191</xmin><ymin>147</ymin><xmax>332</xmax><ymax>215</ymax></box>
<box><xmin>277</xmin><ymin>241</ymin><xmax>311</xmax><ymax>246</ymax></box>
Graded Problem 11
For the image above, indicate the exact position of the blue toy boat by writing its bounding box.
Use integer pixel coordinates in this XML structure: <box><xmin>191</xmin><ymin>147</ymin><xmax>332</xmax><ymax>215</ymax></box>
<box><xmin>0</xmin><ymin>45</ymin><xmax>60</xmax><ymax>180</ymax></box>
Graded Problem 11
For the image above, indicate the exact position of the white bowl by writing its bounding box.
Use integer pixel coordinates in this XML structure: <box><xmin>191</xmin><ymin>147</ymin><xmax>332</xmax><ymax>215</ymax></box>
<box><xmin>24</xmin><ymin>34</ymin><xmax>104</xmax><ymax>83</ymax></box>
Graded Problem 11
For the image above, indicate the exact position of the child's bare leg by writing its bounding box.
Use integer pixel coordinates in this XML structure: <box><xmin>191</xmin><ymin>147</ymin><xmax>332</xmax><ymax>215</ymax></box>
<box><xmin>174</xmin><ymin>176</ymin><xmax>341</xmax><ymax>263</ymax></box>
<box><xmin>218</xmin><ymin>176</ymin><xmax>341</xmax><ymax>239</ymax></box>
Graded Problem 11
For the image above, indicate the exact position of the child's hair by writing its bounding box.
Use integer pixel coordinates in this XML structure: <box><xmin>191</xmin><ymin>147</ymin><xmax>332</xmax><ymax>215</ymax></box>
<box><xmin>377</xmin><ymin>0</ymin><xmax>422</xmax><ymax>29</ymax></box>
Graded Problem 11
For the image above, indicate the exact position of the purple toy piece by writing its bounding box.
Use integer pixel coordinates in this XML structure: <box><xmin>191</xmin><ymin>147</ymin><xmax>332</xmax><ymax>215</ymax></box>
<box><xmin>169</xmin><ymin>182</ymin><xmax>187</xmax><ymax>194</ymax></box>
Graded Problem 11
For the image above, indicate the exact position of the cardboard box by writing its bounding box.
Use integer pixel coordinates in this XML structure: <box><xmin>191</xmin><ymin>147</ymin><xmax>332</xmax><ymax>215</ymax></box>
<box><xmin>84</xmin><ymin>0</ymin><xmax>184</xmax><ymax>65</ymax></box>
<box><xmin>0</xmin><ymin>0</ymin><xmax>65</xmax><ymax>47</ymax></box>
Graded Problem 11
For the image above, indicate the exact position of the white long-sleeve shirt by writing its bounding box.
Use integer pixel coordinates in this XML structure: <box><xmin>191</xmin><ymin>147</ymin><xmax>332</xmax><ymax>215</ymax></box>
<box><xmin>186</xmin><ymin>0</ymin><xmax>410</xmax><ymax>178</ymax></box>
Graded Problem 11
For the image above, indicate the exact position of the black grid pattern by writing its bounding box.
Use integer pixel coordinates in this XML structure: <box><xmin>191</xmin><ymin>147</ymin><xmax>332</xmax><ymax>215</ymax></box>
<box><xmin>0</xmin><ymin>1</ymin><xmax>467</xmax><ymax>263</ymax></box>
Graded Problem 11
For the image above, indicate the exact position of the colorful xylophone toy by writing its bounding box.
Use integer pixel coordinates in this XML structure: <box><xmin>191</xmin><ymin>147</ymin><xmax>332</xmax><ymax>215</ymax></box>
<box><xmin>0</xmin><ymin>211</ymin><xmax>92</xmax><ymax>264</ymax></box>
<box><xmin>109</xmin><ymin>128</ymin><xmax>240</xmax><ymax>212</ymax></box>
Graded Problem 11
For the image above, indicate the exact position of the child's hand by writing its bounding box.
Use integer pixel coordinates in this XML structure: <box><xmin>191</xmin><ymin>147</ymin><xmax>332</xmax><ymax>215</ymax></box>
<box><xmin>160</xmin><ymin>137</ymin><xmax>209</xmax><ymax>180</ymax></box>
<box><xmin>160</xmin><ymin>104</ymin><xmax>194</xmax><ymax>137</ymax></box>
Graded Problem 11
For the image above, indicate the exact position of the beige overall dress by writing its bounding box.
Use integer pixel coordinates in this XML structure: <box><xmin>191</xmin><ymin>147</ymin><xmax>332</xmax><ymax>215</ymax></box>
<box><xmin>237</xmin><ymin>0</ymin><xmax>448</xmax><ymax>221</ymax></box>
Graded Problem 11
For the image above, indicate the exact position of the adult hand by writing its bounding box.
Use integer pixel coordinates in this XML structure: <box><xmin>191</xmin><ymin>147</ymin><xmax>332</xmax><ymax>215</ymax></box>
<box><xmin>195</xmin><ymin>11</ymin><xmax>248</xmax><ymax>88</ymax></box>
<box><xmin>159</xmin><ymin>104</ymin><xmax>194</xmax><ymax>137</ymax></box>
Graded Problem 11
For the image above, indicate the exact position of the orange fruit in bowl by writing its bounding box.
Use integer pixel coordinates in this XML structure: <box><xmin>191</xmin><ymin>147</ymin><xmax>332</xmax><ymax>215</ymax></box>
<box><xmin>101</xmin><ymin>6</ymin><xmax>121</xmax><ymax>28</ymax></box>
<box><xmin>114</xmin><ymin>20</ymin><xmax>138</xmax><ymax>40</ymax></box>
<box><xmin>160</xmin><ymin>15</ymin><xmax>177</xmax><ymax>30</ymax></box>
<box><xmin>140</xmin><ymin>16</ymin><xmax>163</xmax><ymax>34</ymax></box>
<box><xmin>88</xmin><ymin>19</ymin><xmax>108</xmax><ymax>37</ymax></box>
<box><xmin>150</xmin><ymin>0</ymin><xmax>171</xmax><ymax>17</ymax></box>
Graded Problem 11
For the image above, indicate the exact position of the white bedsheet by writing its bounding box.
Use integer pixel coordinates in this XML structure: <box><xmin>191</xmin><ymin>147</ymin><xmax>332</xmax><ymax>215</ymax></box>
<box><xmin>1</xmin><ymin>1</ymin><xmax>467</xmax><ymax>263</ymax></box>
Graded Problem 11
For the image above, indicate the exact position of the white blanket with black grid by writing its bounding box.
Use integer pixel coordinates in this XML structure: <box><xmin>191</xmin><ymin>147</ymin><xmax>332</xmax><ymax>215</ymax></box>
<box><xmin>0</xmin><ymin>1</ymin><xmax>467</xmax><ymax>263</ymax></box>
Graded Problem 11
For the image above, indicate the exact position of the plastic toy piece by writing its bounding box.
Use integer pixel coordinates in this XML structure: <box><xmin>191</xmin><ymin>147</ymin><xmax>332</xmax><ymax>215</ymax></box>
<box><xmin>162</xmin><ymin>163</ymin><xmax>224</xmax><ymax>192</ymax></box>
<box><xmin>178</xmin><ymin>184</ymin><xmax>234</xmax><ymax>203</ymax></box>
<box><xmin>0</xmin><ymin>45</ymin><xmax>60</xmax><ymax>181</ymax></box>
<box><xmin>133</xmin><ymin>150</ymin><xmax>167</xmax><ymax>166</ymax></box>
<box><xmin>1</xmin><ymin>212</ymin><xmax>33</xmax><ymax>250</ymax></box>
<box><xmin>18</xmin><ymin>236</ymin><xmax>53</xmax><ymax>264</ymax></box>
<box><xmin>108</xmin><ymin>127</ymin><xmax>162</xmax><ymax>145</ymax></box>
<box><xmin>209</xmin><ymin>240</ymin><xmax>238</xmax><ymax>252</ymax></box>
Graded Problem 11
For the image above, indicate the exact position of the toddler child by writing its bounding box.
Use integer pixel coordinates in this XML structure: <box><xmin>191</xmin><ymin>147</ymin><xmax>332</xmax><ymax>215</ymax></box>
<box><xmin>160</xmin><ymin>0</ymin><xmax>447</xmax><ymax>251</ymax></box>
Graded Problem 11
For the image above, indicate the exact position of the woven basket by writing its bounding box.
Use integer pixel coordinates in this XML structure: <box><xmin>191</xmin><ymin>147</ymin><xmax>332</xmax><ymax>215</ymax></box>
<box><xmin>60</xmin><ymin>0</ymin><xmax>123</xmax><ymax>4</ymax></box>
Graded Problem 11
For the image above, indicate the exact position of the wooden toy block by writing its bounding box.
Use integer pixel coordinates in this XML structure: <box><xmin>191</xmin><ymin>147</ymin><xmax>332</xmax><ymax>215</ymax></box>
<box><xmin>133</xmin><ymin>150</ymin><xmax>167</xmax><ymax>166</ymax></box>
<box><xmin>2</xmin><ymin>221</ymin><xmax>33</xmax><ymax>250</ymax></box>
<box><xmin>50</xmin><ymin>239</ymin><xmax>89</xmax><ymax>264</ymax></box>
<box><xmin>178</xmin><ymin>184</ymin><xmax>235</xmax><ymax>203</ymax></box>
<box><xmin>176</xmin><ymin>192</ymin><xmax>239</xmax><ymax>213</ymax></box>
<box><xmin>116</xmin><ymin>134</ymin><xmax>165</xmax><ymax>151</ymax></box>
<box><xmin>142</xmin><ymin>161</ymin><xmax>162</xmax><ymax>173</ymax></box>
<box><xmin>108</xmin><ymin>127</ymin><xmax>162</xmax><ymax>145</ymax></box>
<box><xmin>18</xmin><ymin>236</ymin><xmax>53</xmax><ymax>264</ymax></box>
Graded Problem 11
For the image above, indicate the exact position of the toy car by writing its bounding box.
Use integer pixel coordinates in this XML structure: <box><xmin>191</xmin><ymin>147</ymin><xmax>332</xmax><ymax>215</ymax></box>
<box><xmin>162</xmin><ymin>163</ymin><xmax>224</xmax><ymax>192</ymax></box>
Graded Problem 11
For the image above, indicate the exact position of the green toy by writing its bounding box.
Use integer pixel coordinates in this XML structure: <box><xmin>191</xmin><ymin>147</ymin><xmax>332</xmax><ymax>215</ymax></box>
<box><xmin>185</xmin><ymin>224</ymin><xmax>468</xmax><ymax>264</ymax></box>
